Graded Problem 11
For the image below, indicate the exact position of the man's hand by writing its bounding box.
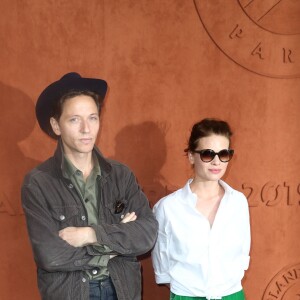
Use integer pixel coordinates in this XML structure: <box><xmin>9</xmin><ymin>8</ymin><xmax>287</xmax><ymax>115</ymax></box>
<box><xmin>59</xmin><ymin>212</ymin><xmax>137</xmax><ymax>247</ymax></box>
<box><xmin>121</xmin><ymin>212</ymin><xmax>137</xmax><ymax>223</ymax></box>
<box><xmin>59</xmin><ymin>227</ymin><xmax>97</xmax><ymax>247</ymax></box>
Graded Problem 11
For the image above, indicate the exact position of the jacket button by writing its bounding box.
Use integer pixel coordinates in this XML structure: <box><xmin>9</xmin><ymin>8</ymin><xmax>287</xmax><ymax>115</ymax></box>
<box><xmin>81</xmin><ymin>216</ymin><xmax>86</xmax><ymax>221</ymax></box>
<box><xmin>82</xmin><ymin>278</ymin><xmax>86</xmax><ymax>283</ymax></box>
<box><xmin>92</xmin><ymin>269</ymin><xmax>98</xmax><ymax>275</ymax></box>
<box><xmin>68</xmin><ymin>183</ymin><xmax>74</xmax><ymax>189</ymax></box>
<box><xmin>59</xmin><ymin>215</ymin><xmax>65</xmax><ymax>221</ymax></box>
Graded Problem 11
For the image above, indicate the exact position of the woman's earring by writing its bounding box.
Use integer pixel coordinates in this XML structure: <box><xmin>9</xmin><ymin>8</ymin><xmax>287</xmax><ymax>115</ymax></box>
<box><xmin>189</xmin><ymin>153</ymin><xmax>194</xmax><ymax>164</ymax></box>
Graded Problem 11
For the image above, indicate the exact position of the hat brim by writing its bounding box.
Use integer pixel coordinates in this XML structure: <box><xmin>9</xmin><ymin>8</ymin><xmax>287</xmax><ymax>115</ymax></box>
<box><xmin>36</xmin><ymin>73</ymin><xmax>107</xmax><ymax>138</ymax></box>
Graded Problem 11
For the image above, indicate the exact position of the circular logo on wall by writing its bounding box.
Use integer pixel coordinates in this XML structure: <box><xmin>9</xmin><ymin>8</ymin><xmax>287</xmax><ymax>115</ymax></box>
<box><xmin>194</xmin><ymin>0</ymin><xmax>300</xmax><ymax>78</ymax></box>
<box><xmin>262</xmin><ymin>263</ymin><xmax>300</xmax><ymax>300</ymax></box>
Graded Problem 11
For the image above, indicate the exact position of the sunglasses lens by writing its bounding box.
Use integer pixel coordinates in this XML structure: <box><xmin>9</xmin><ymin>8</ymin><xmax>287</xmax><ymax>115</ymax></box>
<box><xmin>200</xmin><ymin>150</ymin><xmax>215</xmax><ymax>162</ymax></box>
<box><xmin>197</xmin><ymin>149</ymin><xmax>234</xmax><ymax>162</ymax></box>
<box><xmin>218</xmin><ymin>150</ymin><xmax>233</xmax><ymax>162</ymax></box>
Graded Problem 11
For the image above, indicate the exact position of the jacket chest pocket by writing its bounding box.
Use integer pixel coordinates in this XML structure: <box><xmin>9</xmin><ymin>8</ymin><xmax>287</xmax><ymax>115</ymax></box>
<box><xmin>101</xmin><ymin>187</ymin><xmax>128</xmax><ymax>223</ymax></box>
<box><xmin>51</xmin><ymin>205</ymin><xmax>81</xmax><ymax>228</ymax></box>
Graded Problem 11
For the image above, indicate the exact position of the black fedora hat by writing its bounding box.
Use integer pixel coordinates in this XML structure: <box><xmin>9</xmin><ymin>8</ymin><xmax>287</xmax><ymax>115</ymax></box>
<box><xmin>36</xmin><ymin>72</ymin><xmax>108</xmax><ymax>138</ymax></box>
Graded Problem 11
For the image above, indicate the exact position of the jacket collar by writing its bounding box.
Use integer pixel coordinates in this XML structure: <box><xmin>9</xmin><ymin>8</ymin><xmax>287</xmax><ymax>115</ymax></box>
<box><xmin>53</xmin><ymin>139</ymin><xmax>112</xmax><ymax>179</ymax></box>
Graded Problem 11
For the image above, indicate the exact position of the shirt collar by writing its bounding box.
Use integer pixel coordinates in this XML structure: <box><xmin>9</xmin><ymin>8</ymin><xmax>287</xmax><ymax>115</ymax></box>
<box><xmin>181</xmin><ymin>179</ymin><xmax>197</xmax><ymax>206</ymax></box>
<box><xmin>55</xmin><ymin>139</ymin><xmax>110</xmax><ymax>179</ymax></box>
<box><xmin>218</xmin><ymin>180</ymin><xmax>234</xmax><ymax>194</ymax></box>
<box><xmin>61</xmin><ymin>151</ymin><xmax>101</xmax><ymax>179</ymax></box>
<box><xmin>180</xmin><ymin>179</ymin><xmax>234</xmax><ymax>205</ymax></box>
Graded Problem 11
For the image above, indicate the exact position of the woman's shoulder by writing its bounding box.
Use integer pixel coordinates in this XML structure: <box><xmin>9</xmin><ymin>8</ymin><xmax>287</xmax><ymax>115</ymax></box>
<box><xmin>153</xmin><ymin>185</ymin><xmax>185</xmax><ymax>210</ymax></box>
<box><xmin>221</xmin><ymin>180</ymin><xmax>249</xmax><ymax>207</ymax></box>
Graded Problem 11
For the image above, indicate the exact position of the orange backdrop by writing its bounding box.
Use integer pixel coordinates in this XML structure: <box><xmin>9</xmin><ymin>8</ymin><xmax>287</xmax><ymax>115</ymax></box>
<box><xmin>0</xmin><ymin>1</ymin><xmax>299</xmax><ymax>299</ymax></box>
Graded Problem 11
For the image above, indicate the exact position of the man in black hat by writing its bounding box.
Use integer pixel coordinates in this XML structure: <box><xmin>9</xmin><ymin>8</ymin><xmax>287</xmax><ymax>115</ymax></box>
<box><xmin>21</xmin><ymin>73</ymin><xmax>158</xmax><ymax>300</ymax></box>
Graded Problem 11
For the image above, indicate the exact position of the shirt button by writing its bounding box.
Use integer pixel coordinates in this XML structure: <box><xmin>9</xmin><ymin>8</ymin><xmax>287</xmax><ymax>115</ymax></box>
<box><xmin>68</xmin><ymin>183</ymin><xmax>73</xmax><ymax>189</ymax></box>
<box><xmin>81</xmin><ymin>216</ymin><xmax>86</xmax><ymax>221</ymax></box>
<box><xmin>92</xmin><ymin>269</ymin><xmax>98</xmax><ymax>275</ymax></box>
<box><xmin>59</xmin><ymin>215</ymin><xmax>65</xmax><ymax>221</ymax></box>
<box><xmin>82</xmin><ymin>278</ymin><xmax>86</xmax><ymax>283</ymax></box>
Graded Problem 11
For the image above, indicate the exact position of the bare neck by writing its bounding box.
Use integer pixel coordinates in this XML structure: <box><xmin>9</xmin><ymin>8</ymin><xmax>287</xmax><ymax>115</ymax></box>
<box><xmin>66</xmin><ymin>152</ymin><xmax>94</xmax><ymax>180</ymax></box>
<box><xmin>190</xmin><ymin>180</ymin><xmax>224</xmax><ymax>227</ymax></box>
<box><xmin>190</xmin><ymin>179</ymin><xmax>222</xmax><ymax>199</ymax></box>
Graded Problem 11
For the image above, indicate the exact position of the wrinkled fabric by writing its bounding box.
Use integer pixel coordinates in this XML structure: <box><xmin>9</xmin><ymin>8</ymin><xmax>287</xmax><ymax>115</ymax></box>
<box><xmin>22</xmin><ymin>141</ymin><xmax>158</xmax><ymax>300</ymax></box>
<box><xmin>152</xmin><ymin>180</ymin><xmax>250</xmax><ymax>298</ymax></box>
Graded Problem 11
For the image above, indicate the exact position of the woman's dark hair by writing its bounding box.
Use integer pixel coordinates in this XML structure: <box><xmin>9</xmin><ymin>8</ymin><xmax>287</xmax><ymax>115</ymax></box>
<box><xmin>48</xmin><ymin>90</ymin><xmax>102</xmax><ymax>139</ymax></box>
<box><xmin>184</xmin><ymin>118</ymin><xmax>233</xmax><ymax>153</ymax></box>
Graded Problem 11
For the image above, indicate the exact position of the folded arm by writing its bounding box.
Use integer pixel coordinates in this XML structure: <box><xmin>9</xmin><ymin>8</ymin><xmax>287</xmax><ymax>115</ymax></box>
<box><xmin>91</xmin><ymin>171</ymin><xmax>158</xmax><ymax>257</ymax></box>
<box><xmin>58</xmin><ymin>212</ymin><xmax>137</xmax><ymax>247</ymax></box>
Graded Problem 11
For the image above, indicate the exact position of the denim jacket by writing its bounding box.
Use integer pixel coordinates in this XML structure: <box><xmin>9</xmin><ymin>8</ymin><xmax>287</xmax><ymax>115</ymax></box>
<box><xmin>21</xmin><ymin>141</ymin><xmax>158</xmax><ymax>300</ymax></box>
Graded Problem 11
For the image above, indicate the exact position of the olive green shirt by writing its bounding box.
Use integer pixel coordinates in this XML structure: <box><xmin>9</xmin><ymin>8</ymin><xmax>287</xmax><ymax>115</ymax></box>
<box><xmin>62</xmin><ymin>154</ymin><xmax>112</xmax><ymax>280</ymax></box>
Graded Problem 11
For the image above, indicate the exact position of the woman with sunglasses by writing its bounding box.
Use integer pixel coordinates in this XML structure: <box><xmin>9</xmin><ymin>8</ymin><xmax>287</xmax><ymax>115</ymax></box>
<box><xmin>152</xmin><ymin>118</ymin><xmax>250</xmax><ymax>300</ymax></box>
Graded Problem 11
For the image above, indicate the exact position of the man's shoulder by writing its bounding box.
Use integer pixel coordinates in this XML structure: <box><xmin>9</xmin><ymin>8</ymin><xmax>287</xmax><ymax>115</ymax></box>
<box><xmin>23</xmin><ymin>157</ymin><xmax>55</xmax><ymax>185</ymax></box>
<box><xmin>104</xmin><ymin>158</ymin><xmax>132</xmax><ymax>173</ymax></box>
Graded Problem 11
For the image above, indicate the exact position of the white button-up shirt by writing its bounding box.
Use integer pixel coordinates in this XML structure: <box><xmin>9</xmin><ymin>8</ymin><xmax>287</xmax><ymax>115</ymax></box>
<box><xmin>151</xmin><ymin>180</ymin><xmax>250</xmax><ymax>299</ymax></box>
